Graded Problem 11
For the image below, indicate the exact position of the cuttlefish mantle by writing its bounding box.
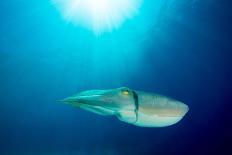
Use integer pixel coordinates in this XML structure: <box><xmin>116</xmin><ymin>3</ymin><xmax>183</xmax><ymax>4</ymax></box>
<box><xmin>60</xmin><ymin>87</ymin><xmax>189</xmax><ymax>127</ymax></box>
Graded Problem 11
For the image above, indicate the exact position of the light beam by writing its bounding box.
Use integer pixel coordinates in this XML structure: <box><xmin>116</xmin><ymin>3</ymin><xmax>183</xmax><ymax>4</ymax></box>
<box><xmin>52</xmin><ymin>0</ymin><xmax>143</xmax><ymax>34</ymax></box>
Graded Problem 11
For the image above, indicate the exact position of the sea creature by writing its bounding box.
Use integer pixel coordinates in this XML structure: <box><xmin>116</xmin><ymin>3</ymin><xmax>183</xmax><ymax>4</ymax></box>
<box><xmin>60</xmin><ymin>87</ymin><xmax>189</xmax><ymax>127</ymax></box>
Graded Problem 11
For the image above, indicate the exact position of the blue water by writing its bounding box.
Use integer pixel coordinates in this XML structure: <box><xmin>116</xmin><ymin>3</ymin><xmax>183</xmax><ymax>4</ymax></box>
<box><xmin>0</xmin><ymin>0</ymin><xmax>230</xmax><ymax>155</ymax></box>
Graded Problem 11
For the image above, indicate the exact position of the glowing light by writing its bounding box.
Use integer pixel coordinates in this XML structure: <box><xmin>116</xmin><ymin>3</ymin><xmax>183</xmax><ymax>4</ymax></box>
<box><xmin>52</xmin><ymin>0</ymin><xmax>143</xmax><ymax>34</ymax></box>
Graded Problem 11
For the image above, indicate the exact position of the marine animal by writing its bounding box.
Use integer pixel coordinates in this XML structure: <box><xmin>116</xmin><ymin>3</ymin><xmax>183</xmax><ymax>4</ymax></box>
<box><xmin>60</xmin><ymin>87</ymin><xmax>189</xmax><ymax>127</ymax></box>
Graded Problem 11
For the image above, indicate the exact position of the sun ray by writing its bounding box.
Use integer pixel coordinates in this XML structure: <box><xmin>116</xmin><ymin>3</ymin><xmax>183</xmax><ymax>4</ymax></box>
<box><xmin>52</xmin><ymin>0</ymin><xmax>143</xmax><ymax>34</ymax></box>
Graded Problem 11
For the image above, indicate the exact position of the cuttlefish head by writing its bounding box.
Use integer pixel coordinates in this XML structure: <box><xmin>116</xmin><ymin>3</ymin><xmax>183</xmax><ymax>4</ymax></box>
<box><xmin>61</xmin><ymin>87</ymin><xmax>136</xmax><ymax>115</ymax></box>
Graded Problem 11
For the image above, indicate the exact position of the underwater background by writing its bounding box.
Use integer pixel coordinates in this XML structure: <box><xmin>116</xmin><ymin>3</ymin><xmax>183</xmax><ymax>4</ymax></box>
<box><xmin>0</xmin><ymin>0</ymin><xmax>231</xmax><ymax>155</ymax></box>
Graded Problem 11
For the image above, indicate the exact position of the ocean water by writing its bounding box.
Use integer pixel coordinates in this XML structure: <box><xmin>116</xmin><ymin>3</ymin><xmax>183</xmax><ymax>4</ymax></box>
<box><xmin>0</xmin><ymin>0</ymin><xmax>230</xmax><ymax>155</ymax></box>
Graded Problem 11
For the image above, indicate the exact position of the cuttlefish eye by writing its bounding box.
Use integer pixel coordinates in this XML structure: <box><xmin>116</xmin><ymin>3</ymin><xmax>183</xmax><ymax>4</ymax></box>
<box><xmin>121</xmin><ymin>89</ymin><xmax>130</xmax><ymax>96</ymax></box>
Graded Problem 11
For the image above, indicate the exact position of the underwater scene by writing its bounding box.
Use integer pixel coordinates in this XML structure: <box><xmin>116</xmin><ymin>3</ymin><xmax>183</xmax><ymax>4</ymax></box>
<box><xmin>0</xmin><ymin>0</ymin><xmax>230</xmax><ymax>155</ymax></box>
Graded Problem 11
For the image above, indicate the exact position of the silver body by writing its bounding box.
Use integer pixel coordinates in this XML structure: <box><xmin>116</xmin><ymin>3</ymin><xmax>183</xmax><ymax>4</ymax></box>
<box><xmin>61</xmin><ymin>87</ymin><xmax>189</xmax><ymax>127</ymax></box>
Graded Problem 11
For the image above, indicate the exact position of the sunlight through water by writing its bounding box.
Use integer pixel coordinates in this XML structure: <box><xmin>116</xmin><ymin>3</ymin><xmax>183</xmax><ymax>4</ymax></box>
<box><xmin>50</xmin><ymin>0</ymin><xmax>179</xmax><ymax>85</ymax></box>
<box><xmin>52</xmin><ymin>0</ymin><xmax>143</xmax><ymax>34</ymax></box>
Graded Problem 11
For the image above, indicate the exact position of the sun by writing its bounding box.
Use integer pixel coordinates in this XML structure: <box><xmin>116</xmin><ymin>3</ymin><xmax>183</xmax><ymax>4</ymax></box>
<box><xmin>52</xmin><ymin>0</ymin><xmax>143</xmax><ymax>34</ymax></box>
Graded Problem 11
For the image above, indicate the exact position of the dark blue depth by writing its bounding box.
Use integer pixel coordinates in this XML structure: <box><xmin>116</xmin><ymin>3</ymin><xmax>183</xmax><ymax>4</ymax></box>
<box><xmin>0</xmin><ymin>0</ymin><xmax>231</xmax><ymax>155</ymax></box>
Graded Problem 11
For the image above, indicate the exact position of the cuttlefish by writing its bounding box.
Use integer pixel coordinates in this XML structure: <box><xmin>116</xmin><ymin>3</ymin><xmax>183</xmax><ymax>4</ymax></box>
<box><xmin>60</xmin><ymin>87</ymin><xmax>189</xmax><ymax>127</ymax></box>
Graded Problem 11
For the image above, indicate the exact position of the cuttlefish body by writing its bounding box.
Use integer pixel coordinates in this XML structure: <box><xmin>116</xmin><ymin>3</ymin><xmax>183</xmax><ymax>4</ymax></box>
<box><xmin>60</xmin><ymin>87</ymin><xmax>189</xmax><ymax>127</ymax></box>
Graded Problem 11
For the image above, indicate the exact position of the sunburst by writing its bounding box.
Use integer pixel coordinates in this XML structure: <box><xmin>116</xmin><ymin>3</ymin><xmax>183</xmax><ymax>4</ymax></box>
<box><xmin>52</xmin><ymin>0</ymin><xmax>143</xmax><ymax>34</ymax></box>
